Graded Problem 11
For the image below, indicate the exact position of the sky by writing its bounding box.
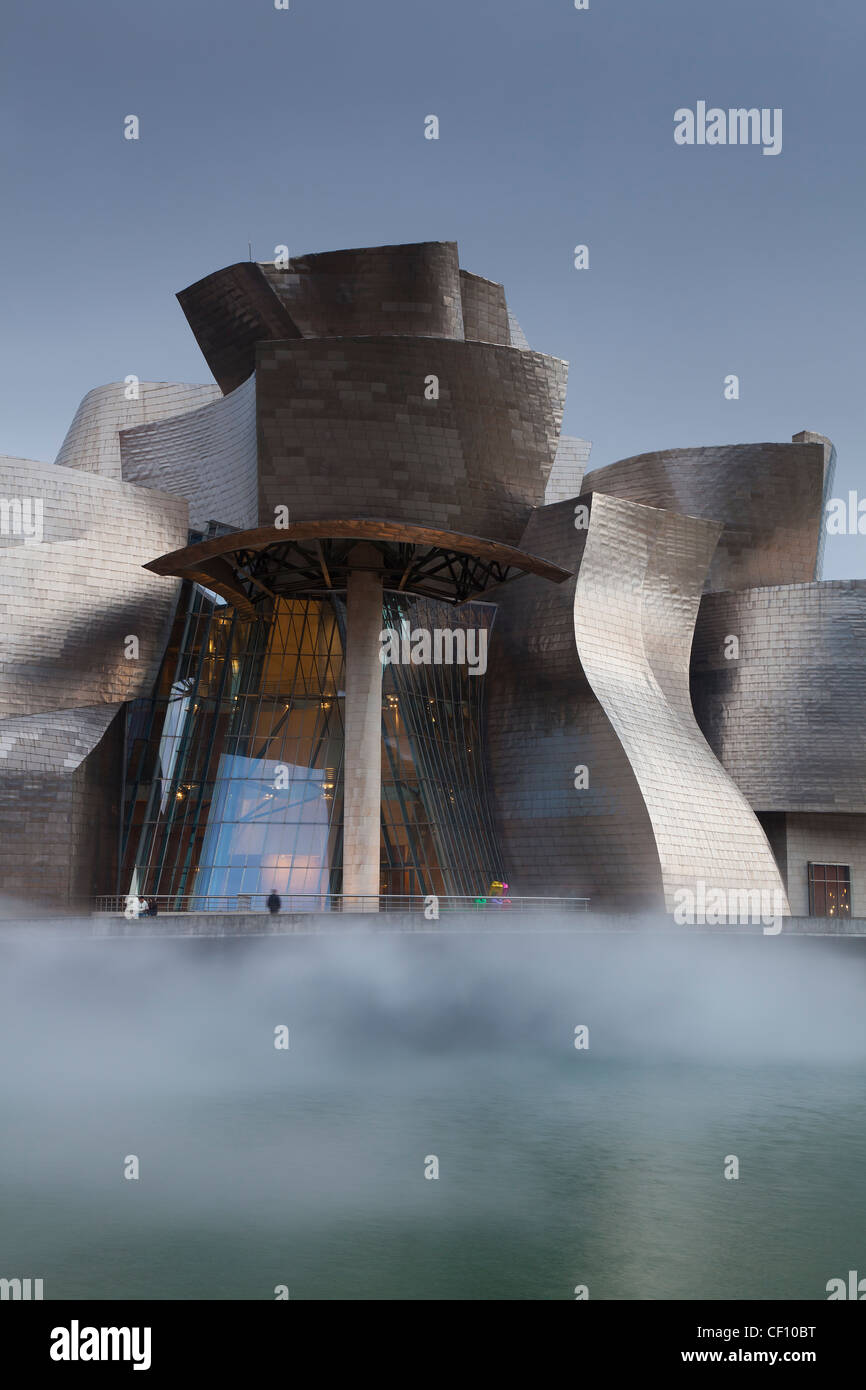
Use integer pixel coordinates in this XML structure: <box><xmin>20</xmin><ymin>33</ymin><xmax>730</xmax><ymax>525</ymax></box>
<box><xmin>2</xmin><ymin>0</ymin><xmax>864</xmax><ymax>578</ymax></box>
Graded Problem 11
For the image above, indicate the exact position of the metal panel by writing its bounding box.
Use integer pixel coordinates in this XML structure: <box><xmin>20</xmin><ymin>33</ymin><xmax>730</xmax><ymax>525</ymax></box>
<box><xmin>486</xmin><ymin>493</ymin><xmax>790</xmax><ymax>912</ymax></box>
<box><xmin>544</xmin><ymin>434</ymin><xmax>592</xmax><ymax>505</ymax></box>
<box><xmin>120</xmin><ymin>375</ymin><xmax>258</xmax><ymax>531</ymax></box>
<box><xmin>458</xmin><ymin>269</ymin><xmax>511</xmax><ymax>345</ymax></box>
<box><xmin>255</xmin><ymin>337</ymin><xmax>567</xmax><ymax>544</ymax></box>
<box><xmin>0</xmin><ymin>456</ymin><xmax>188</xmax><ymax>718</ymax></box>
<box><xmin>55</xmin><ymin>381</ymin><xmax>220</xmax><ymax>478</ymax></box>
<box><xmin>0</xmin><ymin>705</ymin><xmax>123</xmax><ymax>902</ymax></box>
<box><xmin>260</xmin><ymin>241</ymin><xmax>465</xmax><ymax>341</ymax></box>
<box><xmin>176</xmin><ymin>262</ymin><xmax>301</xmax><ymax>395</ymax></box>
<box><xmin>692</xmin><ymin>581</ymin><xmax>866</xmax><ymax>813</ymax></box>
<box><xmin>575</xmin><ymin>494</ymin><xmax>788</xmax><ymax>911</ymax></box>
<box><xmin>583</xmin><ymin>435</ymin><xmax>835</xmax><ymax>592</ymax></box>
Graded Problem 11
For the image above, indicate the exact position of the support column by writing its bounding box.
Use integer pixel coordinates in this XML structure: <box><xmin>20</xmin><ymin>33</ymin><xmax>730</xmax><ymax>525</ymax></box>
<box><xmin>342</xmin><ymin>556</ymin><xmax>384</xmax><ymax>910</ymax></box>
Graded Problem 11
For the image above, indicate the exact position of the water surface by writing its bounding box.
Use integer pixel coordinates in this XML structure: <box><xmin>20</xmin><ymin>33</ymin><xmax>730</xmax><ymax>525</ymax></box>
<box><xmin>1</xmin><ymin>931</ymin><xmax>863</xmax><ymax>1300</ymax></box>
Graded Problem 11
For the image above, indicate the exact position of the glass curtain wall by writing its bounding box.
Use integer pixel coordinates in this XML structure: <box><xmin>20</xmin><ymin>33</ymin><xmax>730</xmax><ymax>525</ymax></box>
<box><xmin>380</xmin><ymin>594</ymin><xmax>502</xmax><ymax>896</ymax></box>
<box><xmin>121</xmin><ymin>584</ymin><xmax>503</xmax><ymax>906</ymax></box>
<box><xmin>122</xmin><ymin>587</ymin><xmax>344</xmax><ymax>907</ymax></box>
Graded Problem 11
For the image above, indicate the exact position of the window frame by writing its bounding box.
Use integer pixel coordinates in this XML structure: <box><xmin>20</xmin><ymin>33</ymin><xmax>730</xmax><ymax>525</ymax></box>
<box><xmin>807</xmin><ymin>862</ymin><xmax>852</xmax><ymax>919</ymax></box>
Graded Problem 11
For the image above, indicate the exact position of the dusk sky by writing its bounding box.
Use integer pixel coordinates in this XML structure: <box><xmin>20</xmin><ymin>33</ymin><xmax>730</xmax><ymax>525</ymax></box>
<box><xmin>3</xmin><ymin>0</ymin><xmax>863</xmax><ymax>577</ymax></box>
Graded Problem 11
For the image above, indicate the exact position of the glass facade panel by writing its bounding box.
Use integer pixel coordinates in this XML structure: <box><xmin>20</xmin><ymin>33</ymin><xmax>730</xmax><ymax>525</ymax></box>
<box><xmin>380</xmin><ymin>594</ymin><xmax>502</xmax><ymax>897</ymax></box>
<box><xmin>808</xmin><ymin>863</ymin><xmax>851</xmax><ymax>917</ymax></box>
<box><xmin>121</xmin><ymin>584</ymin><xmax>503</xmax><ymax>905</ymax></box>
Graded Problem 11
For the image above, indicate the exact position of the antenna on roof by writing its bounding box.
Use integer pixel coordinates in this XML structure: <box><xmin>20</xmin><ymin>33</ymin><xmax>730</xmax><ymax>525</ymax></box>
<box><xmin>248</xmin><ymin>241</ymin><xmax>253</xmax><ymax>262</ymax></box>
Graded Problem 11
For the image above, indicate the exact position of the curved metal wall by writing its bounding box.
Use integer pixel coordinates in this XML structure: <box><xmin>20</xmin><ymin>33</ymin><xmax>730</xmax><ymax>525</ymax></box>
<box><xmin>485</xmin><ymin>507</ymin><xmax>662</xmax><ymax>905</ymax></box>
<box><xmin>54</xmin><ymin>381</ymin><xmax>220</xmax><ymax>478</ymax></box>
<box><xmin>176</xmin><ymin>262</ymin><xmax>301</xmax><ymax>396</ymax></box>
<box><xmin>583</xmin><ymin>435</ymin><xmax>835</xmax><ymax>592</ymax></box>
<box><xmin>256</xmin><ymin>337</ymin><xmax>567</xmax><ymax>544</ymax></box>
<box><xmin>575</xmin><ymin>494</ymin><xmax>787</xmax><ymax>911</ymax></box>
<box><xmin>178</xmin><ymin>243</ymin><xmax>529</xmax><ymax>394</ymax></box>
<box><xmin>507</xmin><ymin>311</ymin><xmax>530</xmax><ymax>349</ymax></box>
<box><xmin>691</xmin><ymin>581</ymin><xmax>866</xmax><ymax>813</ymax></box>
<box><xmin>486</xmin><ymin>493</ymin><xmax>789</xmax><ymax>911</ymax></box>
<box><xmin>0</xmin><ymin>451</ymin><xmax>188</xmax><ymax>902</ymax></box>
<box><xmin>458</xmin><ymin>270</ymin><xmax>511</xmax><ymax>345</ymax></box>
<box><xmin>544</xmin><ymin>434</ymin><xmax>591</xmax><ymax>505</ymax></box>
<box><xmin>261</xmin><ymin>241</ymin><xmax>466</xmax><ymax>341</ymax></box>
<box><xmin>0</xmin><ymin>457</ymin><xmax>188</xmax><ymax>718</ymax></box>
<box><xmin>176</xmin><ymin>242</ymin><xmax>566</xmax><ymax>546</ymax></box>
<box><xmin>119</xmin><ymin>375</ymin><xmax>258</xmax><ymax>532</ymax></box>
<box><xmin>14</xmin><ymin>238</ymin><xmax>853</xmax><ymax>917</ymax></box>
<box><xmin>0</xmin><ymin>705</ymin><xmax>123</xmax><ymax>902</ymax></box>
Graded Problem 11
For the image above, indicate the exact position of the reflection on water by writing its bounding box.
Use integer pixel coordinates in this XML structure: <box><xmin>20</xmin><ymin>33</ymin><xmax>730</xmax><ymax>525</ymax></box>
<box><xmin>0</xmin><ymin>929</ymin><xmax>864</xmax><ymax>1300</ymax></box>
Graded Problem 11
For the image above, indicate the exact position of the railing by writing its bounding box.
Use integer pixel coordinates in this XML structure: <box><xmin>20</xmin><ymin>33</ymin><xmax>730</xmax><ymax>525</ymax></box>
<box><xmin>91</xmin><ymin>893</ymin><xmax>590</xmax><ymax>916</ymax></box>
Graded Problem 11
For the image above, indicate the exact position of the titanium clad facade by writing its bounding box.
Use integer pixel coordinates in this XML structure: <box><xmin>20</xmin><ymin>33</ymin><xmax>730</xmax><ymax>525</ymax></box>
<box><xmin>506</xmin><ymin>311</ymin><xmax>530</xmax><ymax>350</ymax></box>
<box><xmin>691</xmin><ymin>582</ymin><xmax>866</xmax><ymax>813</ymax></box>
<box><xmin>255</xmin><ymin>337</ymin><xmax>567</xmax><ymax>542</ymax></box>
<box><xmin>175</xmin><ymin>262</ymin><xmax>302</xmax><ymax>395</ymax></box>
<box><xmin>55</xmin><ymin>381</ymin><xmax>221</xmax><ymax>478</ymax></box>
<box><xmin>0</xmin><ymin>705</ymin><xmax>123</xmax><ymax>901</ymax></box>
<box><xmin>457</xmin><ymin>270</ymin><xmax>511</xmax><ymax>345</ymax></box>
<box><xmin>583</xmin><ymin>437</ymin><xmax>836</xmax><ymax>592</ymax></box>
<box><xmin>119</xmin><ymin>375</ymin><xmax>258</xmax><ymax>532</ymax></box>
<box><xmin>259</xmin><ymin>241</ymin><xmax>466</xmax><ymax>341</ymax></box>
<box><xmin>545</xmin><ymin>435</ymin><xmax>592</xmax><ymax>505</ymax></box>
<box><xmin>0</xmin><ymin>448</ymin><xmax>188</xmax><ymax>903</ymax></box>
<box><xmin>573</xmin><ymin>495</ymin><xmax>787</xmax><ymax>911</ymax></box>
<box><xmin>2</xmin><ymin>237</ymin><xmax>862</xmax><ymax>916</ymax></box>
<box><xmin>485</xmin><ymin>498</ymin><xmax>663</xmax><ymax>908</ymax></box>
<box><xmin>485</xmin><ymin>492</ymin><xmax>789</xmax><ymax>911</ymax></box>
<box><xmin>0</xmin><ymin>456</ymin><xmax>188</xmax><ymax>717</ymax></box>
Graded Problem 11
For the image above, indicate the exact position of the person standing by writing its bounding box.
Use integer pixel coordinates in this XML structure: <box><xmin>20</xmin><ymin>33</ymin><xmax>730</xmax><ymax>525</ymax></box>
<box><xmin>267</xmin><ymin>890</ymin><xmax>281</xmax><ymax>915</ymax></box>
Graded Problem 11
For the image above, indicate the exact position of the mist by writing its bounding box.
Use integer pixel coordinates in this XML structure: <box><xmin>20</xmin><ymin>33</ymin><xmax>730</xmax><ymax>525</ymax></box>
<box><xmin>1</xmin><ymin>914</ymin><xmax>864</xmax><ymax>1299</ymax></box>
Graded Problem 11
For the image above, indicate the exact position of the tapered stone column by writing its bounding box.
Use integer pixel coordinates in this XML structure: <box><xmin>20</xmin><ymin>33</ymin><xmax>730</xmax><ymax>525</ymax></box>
<box><xmin>342</xmin><ymin>551</ymin><xmax>384</xmax><ymax>910</ymax></box>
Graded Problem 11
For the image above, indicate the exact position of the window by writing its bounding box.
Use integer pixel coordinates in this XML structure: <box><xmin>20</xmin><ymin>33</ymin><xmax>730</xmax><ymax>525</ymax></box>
<box><xmin>808</xmin><ymin>863</ymin><xmax>851</xmax><ymax>918</ymax></box>
<box><xmin>121</xmin><ymin>586</ymin><xmax>503</xmax><ymax>907</ymax></box>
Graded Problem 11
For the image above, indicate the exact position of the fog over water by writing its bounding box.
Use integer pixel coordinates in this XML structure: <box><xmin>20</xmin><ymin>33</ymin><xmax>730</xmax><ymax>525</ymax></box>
<box><xmin>1</xmin><ymin>916</ymin><xmax>865</xmax><ymax>1300</ymax></box>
